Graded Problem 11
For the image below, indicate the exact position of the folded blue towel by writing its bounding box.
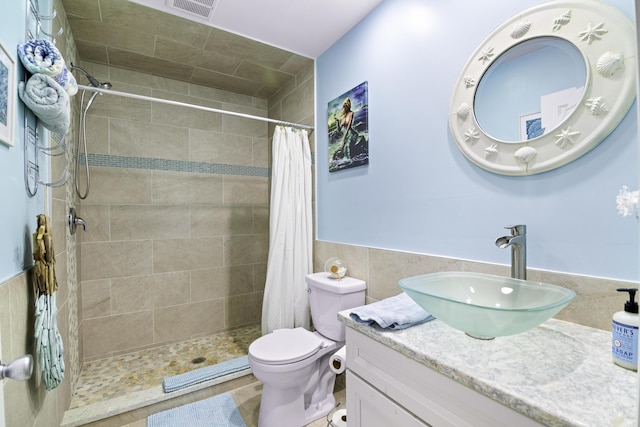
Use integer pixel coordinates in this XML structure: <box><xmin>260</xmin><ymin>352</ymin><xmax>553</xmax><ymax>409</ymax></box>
<box><xmin>350</xmin><ymin>292</ymin><xmax>434</xmax><ymax>330</ymax></box>
<box><xmin>162</xmin><ymin>355</ymin><xmax>250</xmax><ymax>393</ymax></box>
<box><xmin>18</xmin><ymin>74</ymin><xmax>70</xmax><ymax>134</ymax></box>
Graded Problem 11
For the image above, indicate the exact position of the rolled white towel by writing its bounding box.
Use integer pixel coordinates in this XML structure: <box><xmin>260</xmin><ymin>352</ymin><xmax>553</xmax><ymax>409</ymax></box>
<box><xmin>17</xmin><ymin>39</ymin><xmax>64</xmax><ymax>76</ymax></box>
<box><xmin>18</xmin><ymin>74</ymin><xmax>70</xmax><ymax>135</ymax></box>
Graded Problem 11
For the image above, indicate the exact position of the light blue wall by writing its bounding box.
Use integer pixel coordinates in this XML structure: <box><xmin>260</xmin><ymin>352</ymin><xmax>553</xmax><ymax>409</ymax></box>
<box><xmin>316</xmin><ymin>0</ymin><xmax>639</xmax><ymax>281</ymax></box>
<box><xmin>0</xmin><ymin>0</ymin><xmax>48</xmax><ymax>282</ymax></box>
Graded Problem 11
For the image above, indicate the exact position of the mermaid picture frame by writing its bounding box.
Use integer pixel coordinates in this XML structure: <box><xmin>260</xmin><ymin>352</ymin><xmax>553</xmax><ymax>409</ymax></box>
<box><xmin>327</xmin><ymin>81</ymin><xmax>369</xmax><ymax>172</ymax></box>
<box><xmin>0</xmin><ymin>39</ymin><xmax>15</xmax><ymax>147</ymax></box>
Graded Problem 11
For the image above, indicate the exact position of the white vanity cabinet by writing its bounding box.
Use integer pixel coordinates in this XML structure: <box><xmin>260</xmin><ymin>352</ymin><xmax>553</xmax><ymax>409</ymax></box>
<box><xmin>347</xmin><ymin>372</ymin><xmax>430</xmax><ymax>427</ymax></box>
<box><xmin>341</xmin><ymin>314</ymin><xmax>637</xmax><ymax>426</ymax></box>
<box><xmin>345</xmin><ymin>327</ymin><xmax>543</xmax><ymax>427</ymax></box>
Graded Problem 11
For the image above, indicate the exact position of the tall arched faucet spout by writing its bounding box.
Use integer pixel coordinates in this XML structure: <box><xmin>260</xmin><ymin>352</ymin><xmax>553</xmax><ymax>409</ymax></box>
<box><xmin>495</xmin><ymin>225</ymin><xmax>527</xmax><ymax>280</ymax></box>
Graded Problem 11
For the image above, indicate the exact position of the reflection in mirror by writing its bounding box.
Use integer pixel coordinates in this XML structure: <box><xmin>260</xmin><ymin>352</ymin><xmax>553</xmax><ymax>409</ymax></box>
<box><xmin>474</xmin><ymin>37</ymin><xmax>586</xmax><ymax>143</ymax></box>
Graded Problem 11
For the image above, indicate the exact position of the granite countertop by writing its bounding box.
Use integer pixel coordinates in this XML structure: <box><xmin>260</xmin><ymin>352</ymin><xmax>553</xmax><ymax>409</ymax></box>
<box><xmin>339</xmin><ymin>312</ymin><xmax>638</xmax><ymax>427</ymax></box>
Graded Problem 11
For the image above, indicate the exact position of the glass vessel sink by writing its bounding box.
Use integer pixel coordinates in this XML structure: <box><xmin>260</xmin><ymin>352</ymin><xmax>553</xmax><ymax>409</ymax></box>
<box><xmin>398</xmin><ymin>271</ymin><xmax>576</xmax><ymax>339</ymax></box>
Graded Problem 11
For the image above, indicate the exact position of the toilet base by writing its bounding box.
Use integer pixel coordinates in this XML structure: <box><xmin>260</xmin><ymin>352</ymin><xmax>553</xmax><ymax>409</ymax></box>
<box><xmin>257</xmin><ymin>383</ymin><xmax>336</xmax><ymax>427</ymax></box>
<box><xmin>255</xmin><ymin>348</ymin><xmax>338</xmax><ymax>427</ymax></box>
<box><xmin>303</xmin><ymin>393</ymin><xmax>336</xmax><ymax>425</ymax></box>
<box><xmin>258</xmin><ymin>383</ymin><xmax>306</xmax><ymax>427</ymax></box>
<box><xmin>303</xmin><ymin>351</ymin><xmax>338</xmax><ymax>424</ymax></box>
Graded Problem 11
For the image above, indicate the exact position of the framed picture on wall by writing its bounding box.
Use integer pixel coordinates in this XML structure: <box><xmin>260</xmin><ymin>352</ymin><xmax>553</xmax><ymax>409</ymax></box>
<box><xmin>327</xmin><ymin>81</ymin><xmax>369</xmax><ymax>172</ymax></box>
<box><xmin>519</xmin><ymin>112</ymin><xmax>544</xmax><ymax>141</ymax></box>
<box><xmin>0</xmin><ymin>39</ymin><xmax>15</xmax><ymax>147</ymax></box>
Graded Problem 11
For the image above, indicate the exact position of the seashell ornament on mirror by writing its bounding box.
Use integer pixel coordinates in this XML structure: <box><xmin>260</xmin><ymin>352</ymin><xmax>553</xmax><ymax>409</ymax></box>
<box><xmin>324</xmin><ymin>257</ymin><xmax>347</xmax><ymax>279</ymax></box>
<box><xmin>596</xmin><ymin>52</ymin><xmax>624</xmax><ymax>77</ymax></box>
<box><xmin>552</xmin><ymin>10</ymin><xmax>572</xmax><ymax>32</ymax></box>
<box><xmin>514</xmin><ymin>146</ymin><xmax>538</xmax><ymax>164</ymax></box>
<box><xmin>485</xmin><ymin>143</ymin><xmax>499</xmax><ymax>160</ymax></box>
<box><xmin>510</xmin><ymin>21</ymin><xmax>531</xmax><ymax>38</ymax></box>
<box><xmin>457</xmin><ymin>103</ymin><xmax>470</xmax><ymax>120</ymax></box>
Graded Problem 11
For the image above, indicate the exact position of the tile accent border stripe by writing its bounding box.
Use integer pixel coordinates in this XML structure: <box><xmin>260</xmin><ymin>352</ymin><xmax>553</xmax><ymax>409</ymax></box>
<box><xmin>87</xmin><ymin>153</ymin><xmax>270</xmax><ymax>177</ymax></box>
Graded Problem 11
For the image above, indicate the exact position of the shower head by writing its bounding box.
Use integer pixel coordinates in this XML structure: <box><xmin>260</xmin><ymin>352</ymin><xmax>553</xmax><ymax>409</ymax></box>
<box><xmin>70</xmin><ymin>64</ymin><xmax>100</xmax><ymax>87</ymax></box>
<box><xmin>83</xmin><ymin>81</ymin><xmax>113</xmax><ymax>112</ymax></box>
<box><xmin>71</xmin><ymin>64</ymin><xmax>112</xmax><ymax>112</ymax></box>
<box><xmin>70</xmin><ymin>63</ymin><xmax>111</xmax><ymax>89</ymax></box>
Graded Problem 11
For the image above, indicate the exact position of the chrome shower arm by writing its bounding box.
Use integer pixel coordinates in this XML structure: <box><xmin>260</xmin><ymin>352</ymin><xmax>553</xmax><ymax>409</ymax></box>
<box><xmin>70</xmin><ymin>63</ymin><xmax>101</xmax><ymax>87</ymax></box>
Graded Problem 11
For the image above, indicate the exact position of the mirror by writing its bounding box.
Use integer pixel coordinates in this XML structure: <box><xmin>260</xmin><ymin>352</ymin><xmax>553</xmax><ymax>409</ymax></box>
<box><xmin>474</xmin><ymin>37</ymin><xmax>586</xmax><ymax>142</ymax></box>
<box><xmin>449</xmin><ymin>0</ymin><xmax>636</xmax><ymax>175</ymax></box>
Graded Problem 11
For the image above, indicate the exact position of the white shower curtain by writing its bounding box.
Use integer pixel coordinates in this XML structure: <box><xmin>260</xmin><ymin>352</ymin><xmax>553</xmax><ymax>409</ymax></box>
<box><xmin>262</xmin><ymin>126</ymin><xmax>313</xmax><ymax>335</ymax></box>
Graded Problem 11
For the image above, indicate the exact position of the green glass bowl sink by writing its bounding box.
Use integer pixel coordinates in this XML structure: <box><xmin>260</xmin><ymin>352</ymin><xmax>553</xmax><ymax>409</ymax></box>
<box><xmin>398</xmin><ymin>272</ymin><xmax>576</xmax><ymax>339</ymax></box>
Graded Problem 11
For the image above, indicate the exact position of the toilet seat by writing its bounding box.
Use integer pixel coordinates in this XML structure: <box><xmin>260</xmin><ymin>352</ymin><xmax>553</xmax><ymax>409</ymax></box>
<box><xmin>249</xmin><ymin>327</ymin><xmax>323</xmax><ymax>365</ymax></box>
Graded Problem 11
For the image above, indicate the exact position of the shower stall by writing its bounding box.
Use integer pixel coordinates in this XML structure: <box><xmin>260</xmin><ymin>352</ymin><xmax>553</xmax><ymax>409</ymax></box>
<box><xmin>64</xmin><ymin>61</ymin><xmax>315</xmax><ymax>417</ymax></box>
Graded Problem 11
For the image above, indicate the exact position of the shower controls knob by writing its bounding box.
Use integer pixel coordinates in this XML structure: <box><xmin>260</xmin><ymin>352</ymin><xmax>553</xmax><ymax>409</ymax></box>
<box><xmin>67</xmin><ymin>207</ymin><xmax>87</xmax><ymax>235</ymax></box>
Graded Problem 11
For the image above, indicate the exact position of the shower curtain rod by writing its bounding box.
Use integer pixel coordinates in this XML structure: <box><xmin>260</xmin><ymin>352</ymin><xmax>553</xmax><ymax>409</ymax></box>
<box><xmin>76</xmin><ymin>84</ymin><xmax>315</xmax><ymax>131</ymax></box>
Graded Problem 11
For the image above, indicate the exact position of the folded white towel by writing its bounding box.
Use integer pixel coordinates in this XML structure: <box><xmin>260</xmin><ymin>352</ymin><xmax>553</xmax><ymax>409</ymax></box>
<box><xmin>350</xmin><ymin>292</ymin><xmax>434</xmax><ymax>330</ymax></box>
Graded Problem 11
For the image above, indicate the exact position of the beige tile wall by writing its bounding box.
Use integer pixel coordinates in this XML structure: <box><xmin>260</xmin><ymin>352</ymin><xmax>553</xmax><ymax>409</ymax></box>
<box><xmin>77</xmin><ymin>64</ymin><xmax>269</xmax><ymax>360</ymax></box>
<box><xmin>313</xmin><ymin>241</ymin><xmax>638</xmax><ymax>332</ymax></box>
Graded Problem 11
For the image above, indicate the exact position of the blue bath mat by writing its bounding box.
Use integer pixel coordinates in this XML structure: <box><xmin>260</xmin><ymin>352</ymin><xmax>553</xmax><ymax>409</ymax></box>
<box><xmin>147</xmin><ymin>392</ymin><xmax>247</xmax><ymax>427</ymax></box>
<box><xmin>162</xmin><ymin>355</ymin><xmax>250</xmax><ymax>393</ymax></box>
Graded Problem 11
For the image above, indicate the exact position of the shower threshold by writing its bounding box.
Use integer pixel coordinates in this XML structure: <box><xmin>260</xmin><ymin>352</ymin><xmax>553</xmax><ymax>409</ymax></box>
<box><xmin>61</xmin><ymin>324</ymin><xmax>261</xmax><ymax>427</ymax></box>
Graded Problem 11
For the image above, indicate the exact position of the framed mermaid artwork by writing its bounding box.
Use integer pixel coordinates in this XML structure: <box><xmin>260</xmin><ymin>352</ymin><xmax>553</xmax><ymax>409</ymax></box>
<box><xmin>0</xmin><ymin>39</ymin><xmax>15</xmax><ymax>147</ymax></box>
<box><xmin>328</xmin><ymin>81</ymin><xmax>369</xmax><ymax>172</ymax></box>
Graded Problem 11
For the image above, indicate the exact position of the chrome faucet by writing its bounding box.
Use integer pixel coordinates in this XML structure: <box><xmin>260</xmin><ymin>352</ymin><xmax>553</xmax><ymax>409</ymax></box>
<box><xmin>495</xmin><ymin>225</ymin><xmax>527</xmax><ymax>280</ymax></box>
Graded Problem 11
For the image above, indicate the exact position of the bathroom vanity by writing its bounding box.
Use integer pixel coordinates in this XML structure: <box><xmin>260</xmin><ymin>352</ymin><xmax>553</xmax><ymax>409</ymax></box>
<box><xmin>340</xmin><ymin>313</ymin><xmax>638</xmax><ymax>427</ymax></box>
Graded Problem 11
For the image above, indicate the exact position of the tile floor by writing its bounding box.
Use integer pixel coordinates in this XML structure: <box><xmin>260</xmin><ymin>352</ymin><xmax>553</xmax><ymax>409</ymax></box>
<box><xmin>71</xmin><ymin>325</ymin><xmax>261</xmax><ymax>408</ymax></box>
<box><xmin>117</xmin><ymin>380</ymin><xmax>347</xmax><ymax>427</ymax></box>
<box><xmin>69</xmin><ymin>323</ymin><xmax>345</xmax><ymax>426</ymax></box>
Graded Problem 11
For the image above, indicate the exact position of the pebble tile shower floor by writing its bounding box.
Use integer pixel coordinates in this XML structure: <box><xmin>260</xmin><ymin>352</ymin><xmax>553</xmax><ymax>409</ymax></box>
<box><xmin>70</xmin><ymin>325</ymin><xmax>261</xmax><ymax>408</ymax></box>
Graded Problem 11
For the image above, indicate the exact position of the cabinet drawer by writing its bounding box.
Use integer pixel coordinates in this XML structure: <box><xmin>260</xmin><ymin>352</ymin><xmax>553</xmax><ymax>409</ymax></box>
<box><xmin>346</xmin><ymin>327</ymin><xmax>543</xmax><ymax>427</ymax></box>
<box><xmin>347</xmin><ymin>371</ymin><xmax>431</xmax><ymax>427</ymax></box>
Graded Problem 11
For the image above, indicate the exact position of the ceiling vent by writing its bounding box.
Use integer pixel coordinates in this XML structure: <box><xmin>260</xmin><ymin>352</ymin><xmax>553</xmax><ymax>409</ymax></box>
<box><xmin>166</xmin><ymin>0</ymin><xmax>218</xmax><ymax>20</ymax></box>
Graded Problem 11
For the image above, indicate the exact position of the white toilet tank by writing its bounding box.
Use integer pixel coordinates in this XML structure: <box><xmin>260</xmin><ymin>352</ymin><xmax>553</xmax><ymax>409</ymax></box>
<box><xmin>306</xmin><ymin>272</ymin><xmax>366</xmax><ymax>341</ymax></box>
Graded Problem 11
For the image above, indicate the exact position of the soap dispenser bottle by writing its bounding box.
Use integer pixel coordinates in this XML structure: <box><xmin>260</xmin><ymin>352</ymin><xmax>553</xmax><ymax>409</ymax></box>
<box><xmin>612</xmin><ymin>288</ymin><xmax>639</xmax><ymax>371</ymax></box>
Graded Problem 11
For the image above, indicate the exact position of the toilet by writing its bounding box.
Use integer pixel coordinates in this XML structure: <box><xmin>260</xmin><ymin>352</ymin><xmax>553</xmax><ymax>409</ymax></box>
<box><xmin>248</xmin><ymin>272</ymin><xmax>366</xmax><ymax>427</ymax></box>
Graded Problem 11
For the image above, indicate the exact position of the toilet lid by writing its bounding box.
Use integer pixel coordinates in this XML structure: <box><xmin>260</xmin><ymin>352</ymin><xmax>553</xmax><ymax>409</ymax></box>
<box><xmin>249</xmin><ymin>328</ymin><xmax>323</xmax><ymax>365</ymax></box>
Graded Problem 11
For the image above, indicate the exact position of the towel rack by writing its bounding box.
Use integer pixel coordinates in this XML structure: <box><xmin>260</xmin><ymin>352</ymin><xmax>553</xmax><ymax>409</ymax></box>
<box><xmin>24</xmin><ymin>107</ymin><xmax>70</xmax><ymax>197</ymax></box>
<box><xmin>23</xmin><ymin>0</ymin><xmax>69</xmax><ymax>197</ymax></box>
<box><xmin>26</xmin><ymin>0</ymin><xmax>63</xmax><ymax>42</ymax></box>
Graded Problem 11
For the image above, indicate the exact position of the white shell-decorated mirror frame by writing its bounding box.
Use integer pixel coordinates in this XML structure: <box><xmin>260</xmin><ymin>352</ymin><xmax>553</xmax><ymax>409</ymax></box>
<box><xmin>449</xmin><ymin>0</ymin><xmax>636</xmax><ymax>176</ymax></box>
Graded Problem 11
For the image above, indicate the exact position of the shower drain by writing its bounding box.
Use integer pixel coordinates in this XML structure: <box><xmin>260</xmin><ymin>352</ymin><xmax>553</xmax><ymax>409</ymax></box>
<box><xmin>191</xmin><ymin>356</ymin><xmax>207</xmax><ymax>364</ymax></box>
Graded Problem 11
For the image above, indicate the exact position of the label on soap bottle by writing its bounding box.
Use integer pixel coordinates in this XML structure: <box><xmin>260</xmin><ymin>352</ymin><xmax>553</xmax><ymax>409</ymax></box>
<box><xmin>612</xmin><ymin>320</ymin><xmax>638</xmax><ymax>366</ymax></box>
